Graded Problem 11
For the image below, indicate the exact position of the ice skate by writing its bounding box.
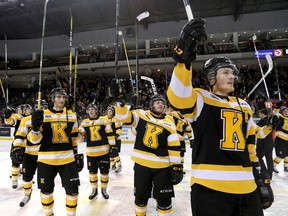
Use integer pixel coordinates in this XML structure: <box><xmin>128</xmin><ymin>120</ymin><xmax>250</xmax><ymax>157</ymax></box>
<box><xmin>12</xmin><ymin>179</ymin><xmax>18</xmax><ymax>189</ymax></box>
<box><xmin>88</xmin><ymin>189</ymin><xmax>98</xmax><ymax>200</ymax></box>
<box><xmin>19</xmin><ymin>193</ymin><xmax>31</xmax><ymax>207</ymax></box>
<box><xmin>101</xmin><ymin>188</ymin><xmax>109</xmax><ymax>199</ymax></box>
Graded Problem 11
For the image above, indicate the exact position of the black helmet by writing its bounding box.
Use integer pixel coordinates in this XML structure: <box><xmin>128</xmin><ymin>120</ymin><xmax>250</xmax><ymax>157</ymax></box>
<box><xmin>149</xmin><ymin>94</ymin><xmax>167</xmax><ymax>108</ymax></box>
<box><xmin>203</xmin><ymin>57</ymin><xmax>239</xmax><ymax>82</ymax></box>
<box><xmin>34</xmin><ymin>99</ymin><xmax>48</xmax><ymax>110</ymax></box>
<box><xmin>22</xmin><ymin>104</ymin><xmax>32</xmax><ymax>116</ymax></box>
<box><xmin>107</xmin><ymin>105</ymin><xmax>115</xmax><ymax>116</ymax></box>
<box><xmin>22</xmin><ymin>104</ymin><xmax>32</xmax><ymax>111</ymax></box>
<box><xmin>86</xmin><ymin>103</ymin><xmax>98</xmax><ymax>112</ymax></box>
<box><xmin>50</xmin><ymin>87</ymin><xmax>67</xmax><ymax>102</ymax></box>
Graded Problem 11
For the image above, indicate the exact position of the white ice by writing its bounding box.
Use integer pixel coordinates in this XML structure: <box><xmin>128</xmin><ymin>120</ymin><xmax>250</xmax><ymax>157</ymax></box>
<box><xmin>0</xmin><ymin>142</ymin><xmax>287</xmax><ymax>216</ymax></box>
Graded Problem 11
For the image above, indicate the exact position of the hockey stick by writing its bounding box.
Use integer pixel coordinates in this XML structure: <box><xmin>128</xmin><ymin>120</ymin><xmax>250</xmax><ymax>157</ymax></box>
<box><xmin>4</xmin><ymin>34</ymin><xmax>9</xmax><ymax>105</ymax></box>
<box><xmin>246</xmin><ymin>54</ymin><xmax>273</xmax><ymax>99</ymax></box>
<box><xmin>0</xmin><ymin>79</ymin><xmax>7</xmax><ymax>104</ymax></box>
<box><xmin>114</xmin><ymin>0</ymin><xmax>120</xmax><ymax>79</ymax></box>
<box><xmin>73</xmin><ymin>48</ymin><xmax>78</xmax><ymax>112</ymax></box>
<box><xmin>252</xmin><ymin>35</ymin><xmax>271</xmax><ymax>101</ymax></box>
<box><xmin>119</xmin><ymin>31</ymin><xmax>135</xmax><ymax>94</ymax></box>
<box><xmin>37</xmin><ymin>0</ymin><xmax>50</xmax><ymax>109</ymax></box>
<box><xmin>69</xmin><ymin>8</ymin><xmax>73</xmax><ymax>95</ymax></box>
<box><xmin>183</xmin><ymin>0</ymin><xmax>194</xmax><ymax>21</ymax></box>
<box><xmin>141</xmin><ymin>76</ymin><xmax>157</xmax><ymax>95</ymax></box>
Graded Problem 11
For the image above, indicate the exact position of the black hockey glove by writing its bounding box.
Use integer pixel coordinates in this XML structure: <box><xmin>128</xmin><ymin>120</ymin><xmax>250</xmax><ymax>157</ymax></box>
<box><xmin>252</xmin><ymin>163</ymin><xmax>274</xmax><ymax>209</ymax></box>
<box><xmin>32</xmin><ymin>110</ymin><xmax>44</xmax><ymax>131</ymax></box>
<box><xmin>173</xmin><ymin>18</ymin><xmax>207</xmax><ymax>65</ymax></box>
<box><xmin>109</xmin><ymin>145</ymin><xmax>118</xmax><ymax>158</ymax></box>
<box><xmin>180</xmin><ymin>146</ymin><xmax>186</xmax><ymax>157</ymax></box>
<box><xmin>4</xmin><ymin>107</ymin><xmax>13</xmax><ymax>119</ymax></box>
<box><xmin>171</xmin><ymin>164</ymin><xmax>184</xmax><ymax>185</ymax></box>
<box><xmin>267</xmin><ymin>115</ymin><xmax>280</xmax><ymax>130</ymax></box>
<box><xmin>10</xmin><ymin>146</ymin><xmax>24</xmax><ymax>164</ymax></box>
<box><xmin>75</xmin><ymin>154</ymin><xmax>84</xmax><ymax>172</ymax></box>
<box><xmin>67</xmin><ymin>94</ymin><xmax>74</xmax><ymax>110</ymax></box>
<box><xmin>275</xmin><ymin>100</ymin><xmax>284</xmax><ymax>109</ymax></box>
<box><xmin>255</xmin><ymin>175</ymin><xmax>274</xmax><ymax>209</ymax></box>
<box><xmin>111</xmin><ymin>78</ymin><xmax>126</xmax><ymax>100</ymax></box>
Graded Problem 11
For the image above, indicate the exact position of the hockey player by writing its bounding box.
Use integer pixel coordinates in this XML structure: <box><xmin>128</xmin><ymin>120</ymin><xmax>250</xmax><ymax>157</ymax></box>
<box><xmin>167</xmin><ymin>19</ymin><xmax>276</xmax><ymax>215</ymax></box>
<box><xmin>78</xmin><ymin>103</ymin><xmax>115</xmax><ymax>200</ymax></box>
<box><xmin>106</xmin><ymin>105</ymin><xmax>123</xmax><ymax>173</ymax></box>
<box><xmin>5</xmin><ymin>105</ymin><xmax>24</xmax><ymax>189</ymax></box>
<box><xmin>272</xmin><ymin>104</ymin><xmax>288</xmax><ymax>173</ymax></box>
<box><xmin>28</xmin><ymin>87</ymin><xmax>83</xmax><ymax>216</ymax></box>
<box><xmin>12</xmin><ymin>101</ymin><xmax>48</xmax><ymax>207</ymax></box>
<box><xmin>256</xmin><ymin>108</ymin><xmax>275</xmax><ymax>179</ymax></box>
<box><xmin>110</xmin><ymin>82</ymin><xmax>183</xmax><ymax>216</ymax></box>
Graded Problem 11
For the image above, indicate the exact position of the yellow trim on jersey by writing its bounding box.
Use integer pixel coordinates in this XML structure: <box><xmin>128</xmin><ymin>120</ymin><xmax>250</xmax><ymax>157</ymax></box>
<box><xmin>276</xmin><ymin>131</ymin><xmax>288</xmax><ymax>141</ymax></box>
<box><xmin>191</xmin><ymin>164</ymin><xmax>256</xmax><ymax>194</ymax></box>
<box><xmin>25</xmin><ymin>145</ymin><xmax>40</xmax><ymax>155</ymax></box>
<box><xmin>86</xmin><ymin>145</ymin><xmax>110</xmax><ymax>157</ymax></box>
<box><xmin>131</xmin><ymin>149</ymin><xmax>171</xmax><ymax>169</ymax></box>
<box><xmin>37</xmin><ymin>150</ymin><xmax>74</xmax><ymax>165</ymax></box>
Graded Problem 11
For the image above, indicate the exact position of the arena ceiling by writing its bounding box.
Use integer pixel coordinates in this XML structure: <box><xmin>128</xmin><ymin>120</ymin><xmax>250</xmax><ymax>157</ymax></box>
<box><xmin>0</xmin><ymin>0</ymin><xmax>287</xmax><ymax>40</ymax></box>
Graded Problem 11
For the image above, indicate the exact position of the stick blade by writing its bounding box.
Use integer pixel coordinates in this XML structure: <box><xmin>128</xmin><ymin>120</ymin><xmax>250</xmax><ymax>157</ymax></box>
<box><xmin>265</xmin><ymin>54</ymin><xmax>273</xmax><ymax>73</ymax></box>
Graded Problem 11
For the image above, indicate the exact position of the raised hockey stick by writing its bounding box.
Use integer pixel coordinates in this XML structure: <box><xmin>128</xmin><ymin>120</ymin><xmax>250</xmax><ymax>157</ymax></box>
<box><xmin>0</xmin><ymin>79</ymin><xmax>7</xmax><ymax>105</ymax></box>
<box><xmin>69</xmin><ymin>8</ymin><xmax>73</xmax><ymax>95</ymax></box>
<box><xmin>183</xmin><ymin>0</ymin><xmax>194</xmax><ymax>21</ymax></box>
<box><xmin>252</xmin><ymin>35</ymin><xmax>271</xmax><ymax>101</ymax></box>
<box><xmin>37</xmin><ymin>0</ymin><xmax>50</xmax><ymax>109</ymax></box>
<box><xmin>246</xmin><ymin>54</ymin><xmax>273</xmax><ymax>99</ymax></box>
<box><xmin>119</xmin><ymin>31</ymin><xmax>135</xmax><ymax>94</ymax></box>
<box><xmin>4</xmin><ymin>34</ymin><xmax>9</xmax><ymax>105</ymax></box>
<box><xmin>141</xmin><ymin>76</ymin><xmax>157</xmax><ymax>95</ymax></box>
<box><xmin>73</xmin><ymin>48</ymin><xmax>78</xmax><ymax>111</ymax></box>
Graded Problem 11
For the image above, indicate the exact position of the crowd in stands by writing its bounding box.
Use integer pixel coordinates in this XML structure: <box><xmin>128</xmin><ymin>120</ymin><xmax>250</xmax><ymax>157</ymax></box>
<box><xmin>0</xmin><ymin>63</ymin><xmax>287</xmax><ymax>124</ymax></box>
<box><xmin>0</xmin><ymin>36</ymin><xmax>287</xmax><ymax>70</ymax></box>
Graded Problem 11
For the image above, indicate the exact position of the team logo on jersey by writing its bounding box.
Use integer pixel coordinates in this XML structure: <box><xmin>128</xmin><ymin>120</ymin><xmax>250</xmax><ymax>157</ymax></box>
<box><xmin>143</xmin><ymin>123</ymin><xmax>163</xmax><ymax>149</ymax></box>
<box><xmin>220</xmin><ymin>109</ymin><xmax>245</xmax><ymax>151</ymax></box>
<box><xmin>51</xmin><ymin>122</ymin><xmax>69</xmax><ymax>143</ymax></box>
<box><xmin>89</xmin><ymin>125</ymin><xmax>101</xmax><ymax>141</ymax></box>
<box><xmin>282</xmin><ymin>119</ymin><xmax>288</xmax><ymax>131</ymax></box>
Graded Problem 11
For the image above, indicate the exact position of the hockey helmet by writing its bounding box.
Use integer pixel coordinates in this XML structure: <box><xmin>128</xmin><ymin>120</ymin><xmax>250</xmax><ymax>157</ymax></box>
<box><xmin>149</xmin><ymin>94</ymin><xmax>167</xmax><ymax>108</ymax></box>
<box><xmin>50</xmin><ymin>87</ymin><xmax>67</xmax><ymax>102</ymax></box>
<box><xmin>107</xmin><ymin>105</ymin><xmax>115</xmax><ymax>117</ymax></box>
<box><xmin>203</xmin><ymin>57</ymin><xmax>239</xmax><ymax>82</ymax></box>
<box><xmin>280</xmin><ymin>106</ymin><xmax>288</xmax><ymax>113</ymax></box>
<box><xmin>34</xmin><ymin>99</ymin><xmax>48</xmax><ymax>110</ymax></box>
<box><xmin>86</xmin><ymin>103</ymin><xmax>98</xmax><ymax>112</ymax></box>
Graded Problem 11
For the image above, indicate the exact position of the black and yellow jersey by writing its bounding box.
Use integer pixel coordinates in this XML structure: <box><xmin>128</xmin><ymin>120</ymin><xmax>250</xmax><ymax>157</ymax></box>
<box><xmin>108</xmin><ymin>116</ymin><xmax>122</xmax><ymax>141</ymax></box>
<box><xmin>13</xmin><ymin>115</ymin><xmax>40</xmax><ymax>156</ymax></box>
<box><xmin>169</xmin><ymin>111</ymin><xmax>193</xmax><ymax>142</ymax></box>
<box><xmin>28</xmin><ymin>108</ymin><xmax>78</xmax><ymax>165</ymax></box>
<box><xmin>273</xmin><ymin>109</ymin><xmax>288</xmax><ymax>141</ymax></box>
<box><xmin>167</xmin><ymin>63</ymin><xmax>272</xmax><ymax>194</ymax></box>
<box><xmin>78</xmin><ymin>116</ymin><xmax>115</xmax><ymax>157</ymax></box>
<box><xmin>5</xmin><ymin>113</ymin><xmax>23</xmax><ymax>136</ymax></box>
<box><xmin>115</xmin><ymin>106</ymin><xmax>181</xmax><ymax>169</ymax></box>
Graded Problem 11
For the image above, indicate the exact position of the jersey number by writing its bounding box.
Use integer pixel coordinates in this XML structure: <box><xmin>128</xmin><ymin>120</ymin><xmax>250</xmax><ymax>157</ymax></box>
<box><xmin>220</xmin><ymin>110</ymin><xmax>245</xmax><ymax>151</ymax></box>
<box><xmin>143</xmin><ymin>123</ymin><xmax>163</xmax><ymax>149</ymax></box>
